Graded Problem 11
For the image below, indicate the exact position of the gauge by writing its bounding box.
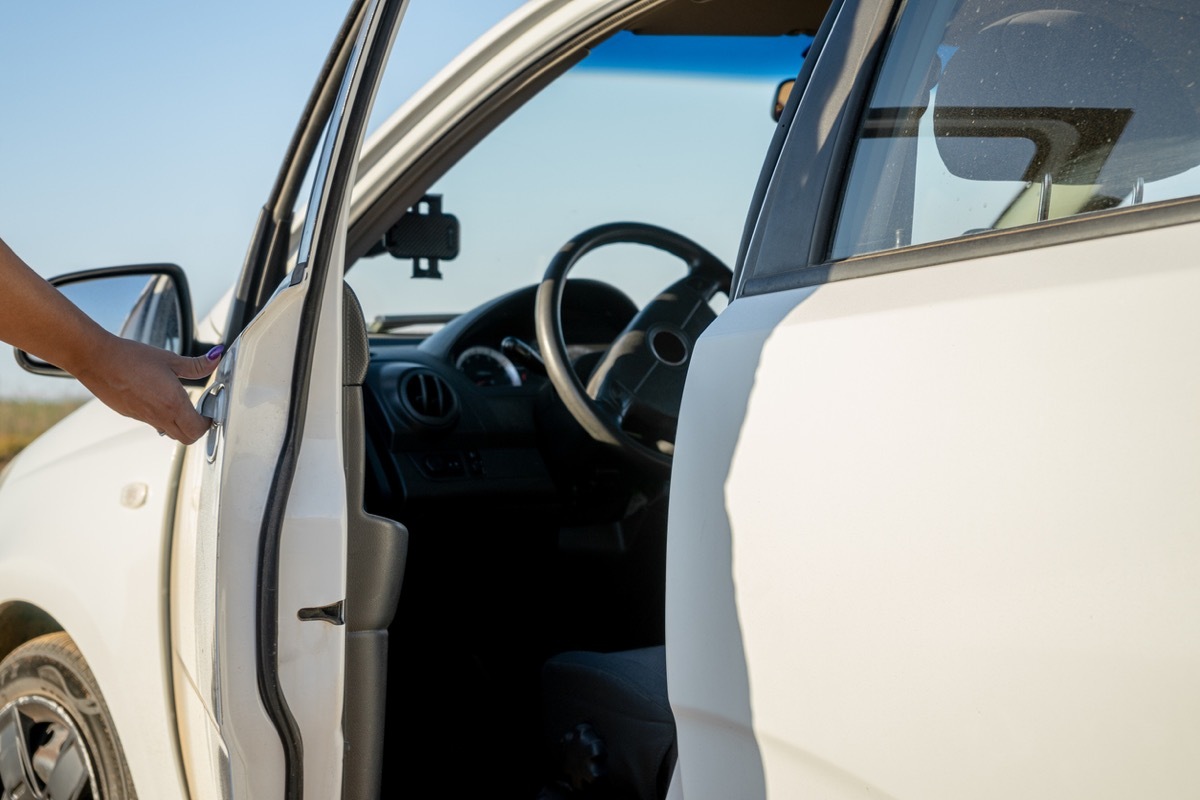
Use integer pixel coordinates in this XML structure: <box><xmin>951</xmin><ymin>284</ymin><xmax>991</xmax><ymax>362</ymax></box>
<box><xmin>456</xmin><ymin>346</ymin><xmax>522</xmax><ymax>387</ymax></box>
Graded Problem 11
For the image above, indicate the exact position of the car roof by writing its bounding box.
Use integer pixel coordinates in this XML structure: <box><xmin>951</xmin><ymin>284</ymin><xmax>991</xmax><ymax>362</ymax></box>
<box><xmin>630</xmin><ymin>0</ymin><xmax>829</xmax><ymax>37</ymax></box>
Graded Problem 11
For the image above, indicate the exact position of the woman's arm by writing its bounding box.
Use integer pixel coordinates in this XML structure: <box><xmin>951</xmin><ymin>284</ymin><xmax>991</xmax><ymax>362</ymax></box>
<box><xmin>0</xmin><ymin>237</ymin><xmax>220</xmax><ymax>443</ymax></box>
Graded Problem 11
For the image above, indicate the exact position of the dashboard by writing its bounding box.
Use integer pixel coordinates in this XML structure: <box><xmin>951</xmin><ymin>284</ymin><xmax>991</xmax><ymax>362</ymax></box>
<box><xmin>455</xmin><ymin>346</ymin><xmax>523</xmax><ymax>387</ymax></box>
<box><xmin>360</xmin><ymin>279</ymin><xmax>639</xmax><ymax>510</ymax></box>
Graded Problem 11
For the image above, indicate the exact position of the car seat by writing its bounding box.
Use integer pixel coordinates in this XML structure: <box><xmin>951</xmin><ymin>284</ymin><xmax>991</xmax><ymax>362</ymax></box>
<box><xmin>934</xmin><ymin>9</ymin><xmax>1200</xmax><ymax>218</ymax></box>
<box><xmin>539</xmin><ymin>646</ymin><xmax>675</xmax><ymax>800</ymax></box>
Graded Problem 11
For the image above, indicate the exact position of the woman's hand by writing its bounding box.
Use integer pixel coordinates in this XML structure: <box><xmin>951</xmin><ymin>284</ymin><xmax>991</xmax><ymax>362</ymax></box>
<box><xmin>72</xmin><ymin>335</ymin><xmax>224</xmax><ymax>444</ymax></box>
<box><xmin>1</xmin><ymin>237</ymin><xmax>224</xmax><ymax>443</ymax></box>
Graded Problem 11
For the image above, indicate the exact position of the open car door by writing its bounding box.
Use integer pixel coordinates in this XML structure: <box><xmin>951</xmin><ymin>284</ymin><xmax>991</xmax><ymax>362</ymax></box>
<box><xmin>169</xmin><ymin>1</ymin><xmax>408</xmax><ymax>798</ymax></box>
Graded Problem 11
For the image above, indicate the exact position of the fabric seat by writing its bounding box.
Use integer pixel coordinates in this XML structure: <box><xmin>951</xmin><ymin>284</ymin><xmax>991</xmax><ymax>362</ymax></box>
<box><xmin>935</xmin><ymin>10</ymin><xmax>1200</xmax><ymax>197</ymax></box>
<box><xmin>540</xmin><ymin>646</ymin><xmax>675</xmax><ymax>800</ymax></box>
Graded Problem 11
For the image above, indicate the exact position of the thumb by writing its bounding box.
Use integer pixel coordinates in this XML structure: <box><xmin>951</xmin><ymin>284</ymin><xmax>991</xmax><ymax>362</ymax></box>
<box><xmin>172</xmin><ymin>344</ymin><xmax>225</xmax><ymax>381</ymax></box>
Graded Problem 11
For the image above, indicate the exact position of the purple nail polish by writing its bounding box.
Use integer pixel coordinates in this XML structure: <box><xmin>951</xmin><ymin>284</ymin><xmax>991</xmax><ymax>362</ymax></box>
<box><xmin>206</xmin><ymin>345</ymin><xmax>225</xmax><ymax>361</ymax></box>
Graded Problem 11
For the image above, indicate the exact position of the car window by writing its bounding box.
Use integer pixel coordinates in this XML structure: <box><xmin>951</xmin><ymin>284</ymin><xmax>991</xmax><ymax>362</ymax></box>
<box><xmin>287</xmin><ymin>1</ymin><xmax>524</xmax><ymax>258</ymax></box>
<box><xmin>366</xmin><ymin>0</ymin><xmax>527</xmax><ymax>138</ymax></box>
<box><xmin>829</xmin><ymin>0</ymin><xmax>1200</xmax><ymax>260</ymax></box>
<box><xmin>346</xmin><ymin>28</ymin><xmax>808</xmax><ymax>325</ymax></box>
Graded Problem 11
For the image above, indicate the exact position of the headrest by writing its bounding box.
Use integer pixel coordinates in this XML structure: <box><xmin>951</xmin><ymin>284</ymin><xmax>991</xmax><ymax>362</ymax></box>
<box><xmin>934</xmin><ymin>10</ymin><xmax>1200</xmax><ymax>190</ymax></box>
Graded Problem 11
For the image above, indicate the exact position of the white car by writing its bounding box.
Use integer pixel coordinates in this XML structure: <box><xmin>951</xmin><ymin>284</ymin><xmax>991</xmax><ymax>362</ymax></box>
<box><xmin>3</xmin><ymin>0</ymin><xmax>1199</xmax><ymax>798</ymax></box>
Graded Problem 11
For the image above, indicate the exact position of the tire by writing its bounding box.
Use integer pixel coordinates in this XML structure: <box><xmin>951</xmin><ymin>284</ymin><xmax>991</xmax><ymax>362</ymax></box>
<box><xmin>0</xmin><ymin>632</ymin><xmax>137</xmax><ymax>799</ymax></box>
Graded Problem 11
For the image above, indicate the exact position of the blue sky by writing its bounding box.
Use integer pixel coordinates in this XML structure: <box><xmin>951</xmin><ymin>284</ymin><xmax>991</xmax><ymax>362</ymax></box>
<box><xmin>0</xmin><ymin>1</ymin><xmax>506</xmax><ymax>396</ymax></box>
<box><xmin>1</xmin><ymin>2</ymin><xmax>348</xmax><ymax>293</ymax></box>
<box><xmin>0</xmin><ymin>2</ymin><xmax>806</xmax><ymax>397</ymax></box>
<box><xmin>1</xmin><ymin>2</ymin><xmax>346</xmax><ymax>394</ymax></box>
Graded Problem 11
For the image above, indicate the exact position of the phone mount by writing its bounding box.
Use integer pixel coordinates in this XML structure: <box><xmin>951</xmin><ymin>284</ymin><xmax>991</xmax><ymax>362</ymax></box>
<box><xmin>368</xmin><ymin>194</ymin><xmax>460</xmax><ymax>279</ymax></box>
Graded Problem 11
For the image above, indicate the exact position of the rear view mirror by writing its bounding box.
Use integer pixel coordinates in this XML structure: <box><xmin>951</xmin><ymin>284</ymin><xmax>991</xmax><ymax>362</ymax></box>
<box><xmin>772</xmin><ymin>78</ymin><xmax>795</xmax><ymax>122</ymax></box>
<box><xmin>15</xmin><ymin>263</ymin><xmax>195</xmax><ymax>377</ymax></box>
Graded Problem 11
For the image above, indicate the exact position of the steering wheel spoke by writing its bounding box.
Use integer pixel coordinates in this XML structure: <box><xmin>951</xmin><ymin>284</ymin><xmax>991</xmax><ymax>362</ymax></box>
<box><xmin>535</xmin><ymin>223</ymin><xmax>732</xmax><ymax>475</ymax></box>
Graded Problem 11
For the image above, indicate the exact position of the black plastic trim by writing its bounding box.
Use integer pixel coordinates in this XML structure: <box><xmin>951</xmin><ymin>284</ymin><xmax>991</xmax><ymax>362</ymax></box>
<box><xmin>226</xmin><ymin>3</ymin><xmax>364</xmax><ymax>340</ymax></box>
<box><xmin>738</xmin><ymin>0</ymin><xmax>895</xmax><ymax>292</ymax></box>
<box><xmin>802</xmin><ymin>0</ymin><xmax>900</xmax><ymax>268</ymax></box>
<box><xmin>731</xmin><ymin>0</ymin><xmax>844</xmax><ymax>297</ymax></box>
<box><xmin>226</xmin><ymin>208</ymin><xmax>270</xmax><ymax>340</ymax></box>
<box><xmin>742</xmin><ymin>194</ymin><xmax>1200</xmax><ymax>296</ymax></box>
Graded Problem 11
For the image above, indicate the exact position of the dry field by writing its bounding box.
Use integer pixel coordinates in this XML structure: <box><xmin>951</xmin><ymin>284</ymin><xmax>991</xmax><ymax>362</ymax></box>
<box><xmin>0</xmin><ymin>399</ymin><xmax>86</xmax><ymax>468</ymax></box>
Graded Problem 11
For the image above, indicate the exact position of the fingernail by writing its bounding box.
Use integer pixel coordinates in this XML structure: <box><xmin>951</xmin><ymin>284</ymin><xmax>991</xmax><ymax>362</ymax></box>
<box><xmin>206</xmin><ymin>345</ymin><xmax>225</xmax><ymax>361</ymax></box>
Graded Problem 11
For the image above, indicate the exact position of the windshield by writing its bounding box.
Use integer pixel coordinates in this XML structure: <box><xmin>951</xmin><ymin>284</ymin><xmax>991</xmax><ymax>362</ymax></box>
<box><xmin>346</xmin><ymin>24</ymin><xmax>808</xmax><ymax>327</ymax></box>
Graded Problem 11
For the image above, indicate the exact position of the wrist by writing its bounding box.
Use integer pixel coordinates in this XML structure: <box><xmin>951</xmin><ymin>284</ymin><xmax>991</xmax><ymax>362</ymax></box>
<box><xmin>59</xmin><ymin>327</ymin><xmax>119</xmax><ymax>383</ymax></box>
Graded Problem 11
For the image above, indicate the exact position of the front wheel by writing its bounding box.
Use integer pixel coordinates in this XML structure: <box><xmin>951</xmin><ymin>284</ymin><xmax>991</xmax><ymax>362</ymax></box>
<box><xmin>0</xmin><ymin>632</ymin><xmax>136</xmax><ymax>799</ymax></box>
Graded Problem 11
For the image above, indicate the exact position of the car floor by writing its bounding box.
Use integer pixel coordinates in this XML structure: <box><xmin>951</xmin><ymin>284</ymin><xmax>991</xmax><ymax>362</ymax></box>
<box><xmin>375</xmin><ymin>498</ymin><xmax>669</xmax><ymax>796</ymax></box>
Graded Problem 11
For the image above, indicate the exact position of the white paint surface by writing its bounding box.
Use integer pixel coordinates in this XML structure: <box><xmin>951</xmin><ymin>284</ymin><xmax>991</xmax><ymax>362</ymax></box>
<box><xmin>672</xmin><ymin>220</ymin><xmax>1200</xmax><ymax>798</ymax></box>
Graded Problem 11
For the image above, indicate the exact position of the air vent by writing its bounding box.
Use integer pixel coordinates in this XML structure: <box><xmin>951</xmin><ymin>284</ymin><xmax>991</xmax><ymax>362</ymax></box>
<box><xmin>398</xmin><ymin>370</ymin><xmax>459</xmax><ymax>428</ymax></box>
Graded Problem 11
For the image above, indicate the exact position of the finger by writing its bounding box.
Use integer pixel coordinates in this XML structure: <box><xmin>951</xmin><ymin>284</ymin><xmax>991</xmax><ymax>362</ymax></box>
<box><xmin>172</xmin><ymin>345</ymin><xmax>225</xmax><ymax>381</ymax></box>
<box><xmin>164</xmin><ymin>406</ymin><xmax>211</xmax><ymax>445</ymax></box>
<box><xmin>159</xmin><ymin>417</ymin><xmax>190</xmax><ymax>444</ymax></box>
<box><xmin>178</xmin><ymin>414</ymin><xmax>211</xmax><ymax>445</ymax></box>
<box><xmin>154</xmin><ymin>381</ymin><xmax>212</xmax><ymax>444</ymax></box>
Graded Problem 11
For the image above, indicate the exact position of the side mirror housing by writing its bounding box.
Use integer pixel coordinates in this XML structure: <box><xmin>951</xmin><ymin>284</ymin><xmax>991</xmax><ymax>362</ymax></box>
<box><xmin>15</xmin><ymin>263</ymin><xmax>196</xmax><ymax>378</ymax></box>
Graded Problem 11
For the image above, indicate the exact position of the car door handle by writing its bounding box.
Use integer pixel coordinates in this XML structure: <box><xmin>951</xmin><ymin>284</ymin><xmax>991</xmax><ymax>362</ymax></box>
<box><xmin>198</xmin><ymin>383</ymin><xmax>227</xmax><ymax>423</ymax></box>
<box><xmin>198</xmin><ymin>383</ymin><xmax>227</xmax><ymax>462</ymax></box>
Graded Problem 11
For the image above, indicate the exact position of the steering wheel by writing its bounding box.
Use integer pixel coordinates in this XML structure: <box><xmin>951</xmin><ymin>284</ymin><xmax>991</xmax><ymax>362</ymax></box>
<box><xmin>535</xmin><ymin>222</ymin><xmax>732</xmax><ymax>475</ymax></box>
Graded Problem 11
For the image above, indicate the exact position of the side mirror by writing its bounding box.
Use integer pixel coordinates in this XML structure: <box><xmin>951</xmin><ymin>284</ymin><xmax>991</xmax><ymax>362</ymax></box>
<box><xmin>15</xmin><ymin>263</ymin><xmax>196</xmax><ymax>378</ymax></box>
<box><xmin>772</xmin><ymin>78</ymin><xmax>795</xmax><ymax>122</ymax></box>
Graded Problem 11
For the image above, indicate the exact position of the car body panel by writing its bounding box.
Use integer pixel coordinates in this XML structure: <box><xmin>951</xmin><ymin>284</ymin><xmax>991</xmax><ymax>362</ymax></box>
<box><xmin>168</xmin><ymin>0</ymin><xmax>404</xmax><ymax>794</ymax></box>
<box><xmin>672</xmin><ymin>219</ymin><xmax>1200</xmax><ymax>798</ymax></box>
<box><xmin>666</xmin><ymin>288</ymin><xmax>803</xmax><ymax>800</ymax></box>
<box><xmin>0</xmin><ymin>401</ymin><xmax>191</xmax><ymax>800</ymax></box>
<box><xmin>171</xmin><ymin>282</ymin><xmax>305</xmax><ymax>798</ymax></box>
<box><xmin>275</xmin><ymin>261</ymin><xmax>350</xmax><ymax>800</ymax></box>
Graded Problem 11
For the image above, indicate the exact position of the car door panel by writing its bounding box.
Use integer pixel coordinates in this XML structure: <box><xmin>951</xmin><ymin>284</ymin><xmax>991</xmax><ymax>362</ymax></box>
<box><xmin>275</xmin><ymin>262</ymin><xmax>349</xmax><ymax>800</ymax></box>
<box><xmin>171</xmin><ymin>282</ymin><xmax>308</xmax><ymax>799</ymax></box>
<box><xmin>672</xmin><ymin>219</ymin><xmax>1200</xmax><ymax>798</ymax></box>
<box><xmin>340</xmin><ymin>285</ymin><xmax>408</xmax><ymax>800</ymax></box>
<box><xmin>169</xmin><ymin>1</ymin><xmax>414</xmax><ymax>795</ymax></box>
<box><xmin>0</xmin><ymin>406</ymin><xmax>192</xmax><ymax>800</ymax></box>
<box><xmin>173</xmin><ymin>272</ymin><xmax>356</xmax><ymax>800</ymax></box>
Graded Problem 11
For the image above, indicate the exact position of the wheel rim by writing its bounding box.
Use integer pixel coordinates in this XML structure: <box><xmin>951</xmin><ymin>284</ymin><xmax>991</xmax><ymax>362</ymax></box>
<box><xmin>0</xmin><ymin>696</ymin><xmax>99</xmax><ymax>800</ymax></box>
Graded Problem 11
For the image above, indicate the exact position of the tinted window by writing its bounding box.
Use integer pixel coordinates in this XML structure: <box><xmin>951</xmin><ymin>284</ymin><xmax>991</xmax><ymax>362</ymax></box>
<box><xmin>830</xmin><ymin>0</ymin><xmax>1200</xmax><ymax>260</ymax></box>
